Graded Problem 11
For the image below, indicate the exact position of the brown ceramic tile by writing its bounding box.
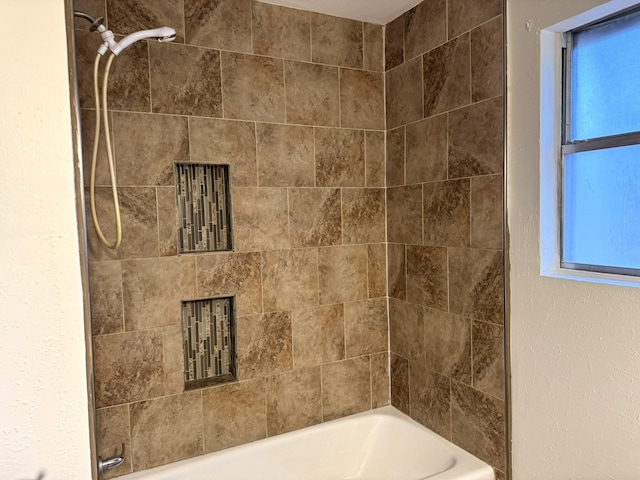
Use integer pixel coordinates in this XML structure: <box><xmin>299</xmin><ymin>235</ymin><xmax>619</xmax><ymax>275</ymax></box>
<box><xmin>471</xmin><ymin>16</ymin><xmax>503</xmax><ymax>102</ymax></box>
<box><xmin>86</xmin><ymin>186</ymin><xmax>159</xmax><ymax>261</ymax></box>
<box><xmin>371</xmin><ymin>352</ymin><xmax>390</xmax><ymax>408</ymax></box>
<box><xmin>448</xmin><ymin>96</ymin><xmax>504</xmax><ymax>178</ymax></box>
<box><xmin>318</xmin><ymin>246</ymin><xmax>368</xmax><ymax>304</ymax></box>
<box><xmin>157</xmin><ymin>186</ymin><xmax>177</xmax><ymax>256</ymax></box>
<box><xmin>113</xmin><ymin>112</ymin><xmax>188</xmax><ymax>186</ymax></box>
<box><xmin>425</xmin><ymin>308</ymin><xmax>471</xmax><ymax>384</ymax></box>
<box><xmin>409</xmin><ymin>363</ymin><xmax>451</xmax><ymax>439</ymax></box>
<box><xmin>449</xmin><ymin>247</ymin><xmax>504</xmax><ymax>323</ymax></box>
<box><xmin>342</xmin><ymin>188</ymin><xmax>385</xmax><ymax>244</ymax></box>
<box><xmin>202</xmin><ymin>379</ymin><xmax>266</xmax><ymax>453</ymax></box>
<box><xmin>406</xmin><ymin>114</ymin><xmax>447</xmax><ymax>184</ymax></box>
<box><xmin>74</xmin><ymin>31</ymin><xmax>99</xmax><ymax>109</ymax></box>
<box><xmin>345</xmin><ymin>298</ymin><xmax>388</xmax><ymax>358</ymax></box>
<box><xmin>423</xmin><ymin>179</ymin><xmax>471</xmax><ymax>247</ymax></box>
<box><xmin>106</xmin><ymin>0</ymin><xmax>185</xmax><ymax>41</ymax></box>
<box><xmin>93</xmin><ymin>330</ymin><xmax>165</xmax><ymax>408</ymax></box>
<box><xmin>386</xmin><ymin>56</ymin><xmax>423</xmax><ymax>129</ymax></box>
<box><xmin>130</xmin><ymin>392</ymin><xmax>203</xmax><ymax>471</ymax></box>
<box><xmin>388</xmin><ymin>243</ymin><xmax>407</xmax><ymax>300</ymax></box>
<box><xmin>292</xmin><ymin>304</ymin><xmax>345</xmax><ymax>368</ymax></box>
<box><xmin>189</xmin><ymin>118</ymin><xmax>257</xmax><ymax>188</ymax></box>
<box><xmin>162</xmin><ymin>325</ymin><xmax>183</xmax><ymax>395</ymax></box>
<box><xmin>149</xmin><ymin>42</ymin><xmax>221</xmax><ymax>117</ymax></box>
<box><xmin>385</xmin><ymin>15</ymin><xmax>404</xmax><ymax>71</ymax></box>
<box><xmin>253</xmin><ymin>1</ymin><xmax>311</xmax><ymax>61</ymax></box>
<box><xmin>471</xmin><ymin>174</ymin><xmax>503</xmax><ymax>249</ymax></box>
<box><xmin>367</xmin><ymin>244</ymin><xmax>387</xmax><ymax>298</ymax></box>
<box><xmin>364</xmin><ymin>23</ymin><xmax>384</xmax><ymax>72</ymax></box>
<box><xmin>406</xmin><ymin>245</ymin><xmax>448</xmax><ymax>311</ymax></box>
<box><xmin>232</xmin><ymin>187</ymin><xmax>290</xmax><ymax>252</ymax></box>
<box><xmin>494</xmin><ymin>469</ymin><xmax>506</xmax><ymax>480</ymax></box>
<box><xmin>322</xmin><ymin>357</ymin><xmax>371</xmax><ymax>421</ymax></box>
<box><xmin>257</xmin><ymin>123</ymin><xmax>314</xmax><ymax>187</ymax></box>
<box><xmin>390</xmin><ymin>353</ymin><xmax>409</xmax><ymax>414</ymax></box>
<box><xmin>237</xmin><ymin>311</ymin><xmax>293</xmax><ymax>379</ymax></box>
<box><xmin>472</xmin><ymin>320</ymin><xmax>505</xmax><ymax>398</ymax></box>
<box><xmin>340</xmin><ymin>69</ymin><xmax>385</xmax><ymax>130</ymax></box>
<box><xmin>386</xmin><ymin>126</ymin><xmax>405</xmax><ymax>187</ymax></box>
<box><xmin>89</xmin><ymin>261</ymin><xmax>124</xmax><ymax>335</ymax></box>
<box><xmin>448</xmin><ymin>0</ymin><xmax>503</xmax><ymax>39</ymax></box>
<box><xmin>267</xmin><ymin>367</ymin><xmax>322</xmax><ymax>435</ymax></box>
<box><xmin>404</xmin><ymin>0</ymin><xmax>447</xmax><ymax>59</ymax></box>
<box><xmin>185</xmin><ymin>0</ymin><xmax>251</xmax><ymax>52</ymax></box>
<box><xmin>74</xmin><ymin>0</ymin><xmax>105</xmax><ymax>31</ymax></box>
<box><xmin>451</xmin><ymin>381</ymin><xmax>505</xmax><ymax>470</ymax></box>
<box><xmin>121</xmin><ymin>256</ymin><xmax>196</xmax><ymax>331</ymax></box>
<box><xmin>79</xmin><ymin>108</ymin><xmax>111</xmax><ymax>187</ymax></box>
<box><xmin>389</xmin><ymin>298</ymin><xmax>424</xmax><ymax>363</ymax></box>
<box><xmin>315</xmin><ymin>128</ymin><xmax>365</xmax><ymax>187</ymax></box>
<box><xmin>196</xmin><ymin>252</ymin><xmax>263</xmax><ymax>317</ymax></box>
<box><xmin>262</xmin><ymin>249</ymin><xmax>319</xmax><ymax>312</ymax></box>
<box><xmin>365</xmin><ymin>131</ymin><xmax>385</xmax><ymax>187</ymax></box>
<box><xmin>387</xmin><ymin>185</ymin><xmax>423</xmax><ymax>245</ymax></box>
<box><xmin>289</xmin><ymin>188</ymin><xmax>342</xmax><ymax>248</ymax></box>
<box><xmin>221</xmin><ymin>52</ymin><xmax>285</xmax><ymax>123</ymax></box>
<box><xmin>285</xmin><ymin>61</ymin><xmax>339</xmax><ymax>127</ymax></box>
<box><xmin>311</xmin><ymin>13</ymin><xmax>363</xmax><ymax>68</ymax></box>
<box><xmin>423</xmin><ymin>34</ymin><xmax>471</xmax><ymax>117</ymax></box>
<box><xmin>96</xmin><ymin>405</ymin><xmax>132</xmax><ymax>479</ymax></box>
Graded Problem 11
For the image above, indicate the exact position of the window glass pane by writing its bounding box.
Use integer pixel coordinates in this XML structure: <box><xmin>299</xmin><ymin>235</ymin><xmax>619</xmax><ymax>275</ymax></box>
<box><xmin>563</xmin><ymin>144</ymin><xmax>640</xmax><ymax>270</ymax></box>
<box><xmin>570</xmin><ymin>10</ymin><xmax>640</xmax><ymax>141</ymax></box>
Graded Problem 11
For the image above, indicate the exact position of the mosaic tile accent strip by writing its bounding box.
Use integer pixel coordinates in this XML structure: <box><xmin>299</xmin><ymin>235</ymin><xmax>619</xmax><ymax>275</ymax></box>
<box><xmin>181</xmin><ymin>297</ymin><xmax>236</xmax><ymax>387</ymax></box>
<box><xmin>176</xmin><ymin>163</ymin><xmax>232</xmax><ymax>253</ymax></box>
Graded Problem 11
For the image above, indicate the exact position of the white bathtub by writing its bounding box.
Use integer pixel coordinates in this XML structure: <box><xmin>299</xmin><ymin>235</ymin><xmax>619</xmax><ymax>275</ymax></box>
<box><xmin>120</xmin><ymin>406</ymin><xmax>495</xmax><ymax>480</ymax></box>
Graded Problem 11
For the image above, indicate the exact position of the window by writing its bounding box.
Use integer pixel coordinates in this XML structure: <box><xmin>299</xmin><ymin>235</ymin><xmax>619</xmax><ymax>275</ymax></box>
<box><xmin>561</xmin><ymin>8</ymin><xmax>640</xmax><ymax>276</ymax></box>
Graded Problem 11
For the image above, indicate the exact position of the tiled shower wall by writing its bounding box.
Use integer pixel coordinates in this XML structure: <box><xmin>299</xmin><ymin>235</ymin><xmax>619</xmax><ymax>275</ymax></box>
<box><xmin>384</xmin><ymin>0</ymin><xmax>506</xmax><ymax>478</ymax></box>
<box><xmin>75</xmin><ymin>0</ymin><xmax>388</xmax><ymax>476</ymax></box>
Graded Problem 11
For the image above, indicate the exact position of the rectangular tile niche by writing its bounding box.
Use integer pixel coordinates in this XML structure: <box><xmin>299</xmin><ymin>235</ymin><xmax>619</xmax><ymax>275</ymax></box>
<box><xmin>176</xmin><ymin>163</ymin><xmax>232</xmax><ymax>253</ymax></box>
<box><xmin>181</xmin><ymin>297</ymin><xmax>237</xmax><ymax>389</ymax></box>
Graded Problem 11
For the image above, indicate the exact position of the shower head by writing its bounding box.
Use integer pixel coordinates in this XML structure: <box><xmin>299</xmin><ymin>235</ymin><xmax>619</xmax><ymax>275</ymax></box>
<box><xmin>112</xmin><ymin>27</ymin><xmax>177</xmax><ymax>55</ymax></box>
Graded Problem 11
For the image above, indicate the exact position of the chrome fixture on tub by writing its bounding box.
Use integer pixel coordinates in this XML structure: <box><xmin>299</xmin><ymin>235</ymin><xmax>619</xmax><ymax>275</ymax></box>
<box><xmin>98</xmin><ymin>443</ymin><xmax>125</xmax><ymax>476</ymax></box>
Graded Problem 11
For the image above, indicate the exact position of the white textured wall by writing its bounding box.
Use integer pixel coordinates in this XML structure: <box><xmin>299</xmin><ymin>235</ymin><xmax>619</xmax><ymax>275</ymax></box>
<box><xmin>0</xmin><ymin>1</ymin><xmax>92</xmax><ymax>479</ymax></box>
<box><xmin>508</xmin><ymin>0</ymin><xmax>640</xmax><ymax>477</ymax></box>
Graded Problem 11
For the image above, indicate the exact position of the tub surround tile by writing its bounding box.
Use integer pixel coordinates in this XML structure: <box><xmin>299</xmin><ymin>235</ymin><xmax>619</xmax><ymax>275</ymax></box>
<box><xmin>96</xmin><ymin>405</ymin><xmax>132</xmax><ymax>479</ymax></box>
<box><xmin>289</xmin><ymin>188</ymin><xmax>342</xmax><ymax>248</ymax></box>
<box><xmin>345</xmin><ymin>298</ymin><xmax>388</xmax><ymax>358</ymax></box>
<box><xmin>318</xmin><ymin>246</ymin><xmax>368</xmax><ymax>305</ymax></box>
<box><xmin>257</xmin><ymin>123</ymin><xmax>314</xmax><ymax>187</ymax></box>
<box><xmin>106</xmin><ymin>0</ymin><xmax>185</xmax><ymax>41</ymax></box>
<box><xmin>472</xmin><ymin>320</ymin><xmax>505</xmax><ymax>398</ymax></box>
<box><xmin>237</xmin><ymin>311</ymin><xmax>293</xmax><ymax>379</ymax></box>
<box><xmin>292</xmin><ymin>304</ymin><xmax>345</xmax><ymax>368</ymax></box>
<box><xmin>365</xmin><ymin>131</ymin><xmax>386</xmax><ymax>187</ymax></box>
<box><xmin>406</xmin><ymin>115</ymin><xmax>448</xmax><ymax>184</ymax></box>
<box><xmin>494</xmin><ymin>469</ymin><xmax>507</xmax><ymax>480</ymax></box>
<box><xmin>367</xmin><ymin>244</ymin><xmax>387</xmax><ymax>298</ymax></box>
<box><xmin>232</xmin><ymin>187</ymin><xmax>290</xmax><ymax>252</ymax></box>
<box><xmin>371</xmin><ymin>352</ymin><xmax>390</xmax><ymax>408</ymax></box>
<box><xmin>363</xmin><ymin>23</ymin><xmax>384</xmax><ymax>72</ymax></box>
<box><xmin>162</xmin><ymin>325</ymin><xmax>184</xmax><ymax>394</ymax></box>
<box><xmin>157</xmin><ymin>186</ymin><xmax>178</xmax><ymax>256</ymax></box>
<box><xmin>384</xmin><ymin>15</ymin><xmax>404</xmax><ymax>71</ymax></box>
<box><xmin>79</xmin><ymin>108</ymin><xmax>111</xmax><ymax>187</ymax></box>
<box><xmin>252</xmin><ymin>1</ymin><xmax>311</xmax><ymax>61</ymax></box>
<box><xmin>149</xmin><ymin>42</ymin><xmax>221</xmax><ymax>117</ymax></box>
<box><xmin>315</xmin><ymin>128</ymin><xmax>365</xmax><ymax>187</ymax></box>
<box><xmin>425</xmin><ymin>309</ymin><xmax>471</xmax><ymax>384</ymax></box>
<box><xmin>342</xmin><ymin>188</ymin><xmax>385</xmax><ymax>245</ymax></box>
<box><xmin>389</xmin><ymin>298</ymin><xmax>424</xmax><ymax>364</ymax></box>
<box><xmin>406</xmin><ymin>245</ymin><xmax>449</xmax><ymax>311</ymax></box>
<box><xmin>130</xmin><ymin>392</ymin><xmax>203</xmax><ymax>471</ymax></box>
<box><xmin>221</xmin><ymin>52</ymin><xmax>285</xmax><ymax>123</ymax></box>
<box><xmin>448</xmin><ymin>96</ymin><xmax>504</xmax><ymax>178</ymax></box>
<box><xmin>196</xmin><ymin>252</ymin><xmax>263</xmax><ymax>317</ymax></box>
<box><xmin>285</xmin><ymin>61</ymin><xmax>340</xmax><ymax>127</ymax></box>
<box><xmin>471</xmin><ymin>174</ymin><xmax>503</xmax><ymax>249</ymax></box>
<box><xmin>387</xmin><ymin>185</ymin><xmax>423</xmax><ymax>245</ymax></box>
<box><xmin>262</xmin><ymin>249</ymin><xmax>319</xmax><ymax>312</ymax></box>
<box><xmin>387</xmin><ymin>243</ymin><xmax>407</xmax><ymax>300</ymax></box>
<box><xmin>267</xmin><ymin>367</ymin><xmax>322</xmax><ymax>436</ymax></box>
<box><xmin>340</xmin><ymin>69</ymin><xmax>385</xmax><ymax>130</ymax></box>
<box><xmin>386</xmin><ymin>56</ymin><xmax>424</xmax><ymax>129</ymax></box>
<box><xmin>390</xmin><ymin>353</ymin><xmax>410</xmax><ymax>414</ymax></box>
<box><xmin>74</xmin><ymin>0</ymin><xmax>106</xmax><ymax>31</ymax></box>
<box><xmin>311</xmin><ymin>13</ymin><xmax>363</xmax><ymax>69</ymax></box>
<box><xmin>322</xmin><ymin>357</ymin><xmax>371</xmax><ymax>421</ymax></box>
<box><xmin>386</xmin><ymin>127</ymin><xmax>405</xmax><ymax>187</ymax></box>
<box><xmin>121</xmin><ymin>256</ymin><xmax>196</xmax><ymax>331</ymax></box>
<box><xmin>423</xmin><ymin>34</ymin><xmax>471</xmax><ymax>117</ymax></box>
<box><xmin>404</xmin><ymin>0</ymin><xmax>447</xmax><ymax>60</ymax></box>
<box><xmin>448</xmin><ymin>0</ymin><xmax>503</xmax><ymax>39</ymax></box>
<box><xmin>409</xmin><ymin>364</ymin><xmax>451</xmax><ymax>439</ymax></box>
<box><xmin>93</xmin><ymin>331</ymin><xmax>165</xmax><ymax>408</ymax></box>
<box><xmin>184</xmin><ymin>0</ymin><xmax>251</xmax><ymax>52</ymax></box>
<box><xmin>423</xmin><ymin>179</ymin><xmax>471</xmax><ymax>247</ymax></box>
<box><xmin>471</xmin><ymin>15</ymin><xmax>504</xmax><ymax>102</ymax></box>
<box><xmin>202</xmin><ymin>379</ymin><xmax>267</xmax><ymax>453</ymax></box>
<box><xmin>89</xmin><ymin>261</ymin><xmax>124</xmax><ymax>336</ymax></box>
<box><xmin>451</xmin><ymin>381</ymin><xmax>506</xmax><ymax>470</ymax></box>
<box><xmin>188</xmin><ymin>118</ymin><xmax>257</xmax><ymax>187</ymax></box>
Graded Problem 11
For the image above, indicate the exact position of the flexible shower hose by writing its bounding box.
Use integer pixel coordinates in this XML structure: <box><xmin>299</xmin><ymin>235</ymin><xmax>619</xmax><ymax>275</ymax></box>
<box><xmin>90</xmin><ymin>52</ymin><xmax>122</xmax><ymax>249</ymax></box>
